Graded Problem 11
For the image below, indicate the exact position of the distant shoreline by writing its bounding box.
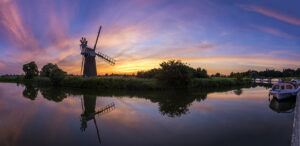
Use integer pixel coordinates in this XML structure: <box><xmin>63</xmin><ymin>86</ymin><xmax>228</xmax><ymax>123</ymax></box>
<box><xmin>0</xmin><ymin>75</ymin><xmax>252</xmax><ymax>90</ymax></box>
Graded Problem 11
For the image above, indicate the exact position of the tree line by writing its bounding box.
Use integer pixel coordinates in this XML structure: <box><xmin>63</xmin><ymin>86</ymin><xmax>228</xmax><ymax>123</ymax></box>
<box><xmin>229</xmin><ymin>69</ymin><xmax>300</xmax><ymax>78</ymax></box>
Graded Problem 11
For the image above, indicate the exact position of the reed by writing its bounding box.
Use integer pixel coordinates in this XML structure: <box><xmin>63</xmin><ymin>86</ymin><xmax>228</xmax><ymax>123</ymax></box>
<box><xmin>0</xmin><ymin>75</ymin><xmax>251</xmax><ymax>90</ymax></box>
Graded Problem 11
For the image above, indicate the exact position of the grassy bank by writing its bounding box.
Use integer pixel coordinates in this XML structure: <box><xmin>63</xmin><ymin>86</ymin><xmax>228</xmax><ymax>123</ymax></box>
<box><xmin>0</xmin><ymin>75</ymin><xmax>251</xmax><ymax>90</ymax></box>
<box><xmin>190</xmin><ymin>77</ymin><xmax>251</xmax><ymax>88</ymax></box>
<box><xmin>281</xmin><ymin>77</ymin><xmax>300</xmax><ymax>82</ymax></box>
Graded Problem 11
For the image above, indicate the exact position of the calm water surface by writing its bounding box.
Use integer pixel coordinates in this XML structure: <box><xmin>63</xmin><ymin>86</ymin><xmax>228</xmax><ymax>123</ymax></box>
<box><xmin>0</xmin><ymin>83</ymin><xmax>295</xmax><ymax>146</ymax></box>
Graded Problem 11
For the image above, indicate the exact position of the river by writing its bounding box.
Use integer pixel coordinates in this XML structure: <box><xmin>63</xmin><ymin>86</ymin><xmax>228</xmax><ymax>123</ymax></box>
<box><xmin>0</xmin><ymin>83</ymin><xmax>295</xmax><ymax>146</ymax></box>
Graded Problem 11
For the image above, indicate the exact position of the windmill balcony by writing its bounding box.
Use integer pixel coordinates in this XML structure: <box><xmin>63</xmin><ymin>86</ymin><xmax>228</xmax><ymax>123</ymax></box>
<box><xmin>81</xmin><ymin>47</ymin><xmax>96</xmax><ymax>57</ymax></box>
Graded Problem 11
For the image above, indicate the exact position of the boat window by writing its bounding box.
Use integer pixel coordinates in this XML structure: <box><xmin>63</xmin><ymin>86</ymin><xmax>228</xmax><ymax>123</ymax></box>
<box><xmin>286</xmin><ymin>85</ymin><xmax>293</xmax><ymax>90</ymax></box>
<box><xmin>274</xmin><ymin>85</ymin><xmax>279</xmax><ymax>89</ymax></box>
<box><xmin>281</xmin><ymin>86</ymin><xmax>285</xmax><ymax>90</ymax></box>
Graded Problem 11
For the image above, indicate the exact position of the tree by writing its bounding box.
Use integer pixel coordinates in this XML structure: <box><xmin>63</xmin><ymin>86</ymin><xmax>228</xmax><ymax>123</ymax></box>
<box><xmin>137</xmin><ymin>68</ymin><xmax>160</xmax><ymax>78</ymax></box>
<box><xmin>156</xmin><ymin>60</ymin><xmax>193</xmax><ymax>88</ymax></box>
<box><xmin>282</xmin><ymin>69</ymin><xmax>295</xmax><ymax>77</ymax></box>
<box><xmin>23</xmin><ymin>61</ymin><xmax>39</xmax><ymax>79</ymax></box>
<box><xmin>296</xmin><ymin>68</ymin><xmax>300</xmax><ymax>77</ymax></box>
<box><xmin>49</xmin><ymin>68</ymin><xmax>66</xmax><ymax>86</ymax></box>
<box><xmin>40</xmin><ymin>63</ymin><xmax>58</xmax><ymax>77</ymax></box>
<box><xmin>195</xmin><ymin>67</ymin><xmax>208</xmax><ymax>78</ymax></box>
<box><xmin>214</xmin><ymin>73</ymin><xmax>221</xmax><ymax>77</ymax></box>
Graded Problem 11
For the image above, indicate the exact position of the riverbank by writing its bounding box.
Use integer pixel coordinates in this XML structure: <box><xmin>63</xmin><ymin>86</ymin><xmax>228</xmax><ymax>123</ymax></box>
<box><xmin>0</xmin><ymin>75</ymin><xmax>251</xmax><ymax>90</ymax></box>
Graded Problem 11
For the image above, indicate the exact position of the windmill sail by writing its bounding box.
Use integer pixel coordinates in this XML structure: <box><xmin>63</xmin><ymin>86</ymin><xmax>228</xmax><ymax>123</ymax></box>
<box><xmin>93</xmin><ymin>26</ymin><xmax>102</xmax><ymax>51</ymax></box>
<box><xmin>96</xmin><ymin>52</ymin><xmax>116</xmax><ymax>65</ymax></box>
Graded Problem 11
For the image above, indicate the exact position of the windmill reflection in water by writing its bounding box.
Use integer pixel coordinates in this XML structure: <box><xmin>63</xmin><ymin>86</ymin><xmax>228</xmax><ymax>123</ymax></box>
<box><xmin>80</xmin><ymin>95</ymin><xmax>115</xmax><ymax>144</ymax></box>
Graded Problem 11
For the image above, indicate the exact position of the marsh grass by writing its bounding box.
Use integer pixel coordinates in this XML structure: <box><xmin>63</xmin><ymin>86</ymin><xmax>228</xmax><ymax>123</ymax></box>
<box><xmin>190</xmin><ymin>77</ymin><xmax>251</xmax><ymax>88</ymax></box>
<box><xmin>0</xmin><ymin>75</ymin><xmax>251</xmax><ymax>90</ymax></box>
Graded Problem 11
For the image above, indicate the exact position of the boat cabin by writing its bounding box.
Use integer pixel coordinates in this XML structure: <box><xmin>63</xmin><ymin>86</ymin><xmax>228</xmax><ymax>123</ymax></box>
<box><xmin>272</xmin><ymin>82</ymin><xmax>298</xmax><ymax>91</ymax></box>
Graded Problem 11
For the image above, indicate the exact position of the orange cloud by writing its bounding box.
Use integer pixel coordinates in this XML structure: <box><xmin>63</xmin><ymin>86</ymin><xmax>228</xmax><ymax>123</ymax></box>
<box><xmin>237</xmin><ymin>4</ymin><xmax>300</xmax><ymax>26</ymax></box>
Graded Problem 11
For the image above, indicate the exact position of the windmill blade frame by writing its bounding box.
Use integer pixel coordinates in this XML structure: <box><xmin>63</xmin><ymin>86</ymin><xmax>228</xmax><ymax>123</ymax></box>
<box><xmin>96</xmin><ymin>52</ymin><xmax>116</xmax><ymax>65</ymax></box>
<box><xmin>93</xmin><ymin>26</ymin><xmax>102</xmax><ymax>51</ymax></box>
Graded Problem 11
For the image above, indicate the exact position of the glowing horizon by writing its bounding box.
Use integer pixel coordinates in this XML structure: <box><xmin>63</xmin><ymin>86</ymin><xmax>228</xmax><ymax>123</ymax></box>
<box><xmin>0</xmin><ymin>0</ymin><xmax>300</xmax><ymax>75</ymax></box>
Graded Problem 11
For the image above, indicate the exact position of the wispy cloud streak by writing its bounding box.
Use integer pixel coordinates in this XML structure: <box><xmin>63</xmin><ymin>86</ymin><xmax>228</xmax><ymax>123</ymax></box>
<box><xmin>237</xmin><ymin>4</ymin><xmax>300</xmax><ymax>26</ymax></box>
<box><xmin>251</xmin><ymin>24</ymin><xmax>299</xmax><ymax>40</ymax></box>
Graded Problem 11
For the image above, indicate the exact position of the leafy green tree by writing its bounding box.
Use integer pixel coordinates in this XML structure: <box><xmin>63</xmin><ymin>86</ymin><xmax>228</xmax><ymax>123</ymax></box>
<box><xmin>40</xmin><ymin>63</ymin><xmax>58</xmax><ymax>77</ymax></box>
<box><xmin>49</xmin><ymin>68</ymin><xmax>66</xmax><ymax>86</ymax></box>
<box><xmin>22</xmin><ymin>61</ymin><xmax>39</xmax><ymax>79</ymax></box>
<box><xmin>156</xmin><ymin>60</ymin><xmax>193</xmax><ymax>88</ymax></box>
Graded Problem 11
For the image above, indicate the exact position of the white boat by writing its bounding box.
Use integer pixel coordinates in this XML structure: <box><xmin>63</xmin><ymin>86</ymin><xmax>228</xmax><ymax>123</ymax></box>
<box><xmin>291</xmin><ymin>79</ymin><xmax>300</xmax><ymax>84</ymax></box>
<box><xmin>269</xmin><ymin>82</ymin><xmax>300</xmax><ymax>101</ymax></box>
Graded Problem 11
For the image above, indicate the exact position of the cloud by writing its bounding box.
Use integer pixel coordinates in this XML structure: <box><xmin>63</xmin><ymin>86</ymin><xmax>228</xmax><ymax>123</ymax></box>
<box><xmin>0</xmin><ymin>62</ymin><xmax>4</xmax><ymax>68</ymax></box>
<box><xmin>251</xmin><ymin>24</ymin><xmax>299</xmax><ymax>40</ymax></box>
<box><xmin>0</xmin><ymin>0</ymin><xmax>42</xmax><ymax>58</ymax></box>
<box><xmin>237</xmin><ymin>4</ymin><xmax>300</xmax><ymax>26</ymax></box>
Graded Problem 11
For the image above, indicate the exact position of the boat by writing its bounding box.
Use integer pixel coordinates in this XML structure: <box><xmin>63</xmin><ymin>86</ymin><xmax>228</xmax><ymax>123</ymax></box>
<box><xmin>291</xmin><ymin>79</ymin><xmax>300</xmax><ymax>84</ymax></box>
<box><xmin>269</xmin><ymin>81</ymin><xmax>300</xmax><ymax>101</ymax></box>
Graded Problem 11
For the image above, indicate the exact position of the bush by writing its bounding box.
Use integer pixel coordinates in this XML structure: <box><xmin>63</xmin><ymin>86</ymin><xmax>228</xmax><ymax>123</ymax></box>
<box><xmin>49</xmin><ymin>68</ymin><xmax>66</xmax><ymax>85</ymax></box>
<box><xmin>137</xmin><ymin>68</ymin><xmax>160</xmax><ymax>78</ymax></box>
<box><xmin>156</xmin><ymin>60</ymin><xmax>193</xmax><ymax>88</ymax></box>
<box><xmin>23</xmin><ymin>61</ymin><xmax>39</xmax><ymax>79</ymax></box>
<box><xmin>40</xmin><ymin>63</ymin><xmax>59</xmax><ymax>77</ymax></box>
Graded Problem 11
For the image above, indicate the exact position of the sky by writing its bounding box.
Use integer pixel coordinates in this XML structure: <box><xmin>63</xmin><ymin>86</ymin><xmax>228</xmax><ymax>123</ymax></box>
<box><xmin>0</xmin><ymin>0</ymin><xmax>300</xmax><ymax>75</ymax></box>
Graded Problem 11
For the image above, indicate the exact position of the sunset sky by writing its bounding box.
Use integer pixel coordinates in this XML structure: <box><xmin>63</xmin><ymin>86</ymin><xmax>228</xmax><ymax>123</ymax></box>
<box><xmin>0</xmin><ymin>0</ymin><xmax>300</xmax><ymax>75</ymax></box>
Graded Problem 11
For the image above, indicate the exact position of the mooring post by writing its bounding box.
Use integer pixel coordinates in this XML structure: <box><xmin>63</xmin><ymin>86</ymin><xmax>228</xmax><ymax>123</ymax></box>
<box><xmin>292</xmin><ymin>91</ymin><xmax>300</xmax><ymax>146</ymax></box>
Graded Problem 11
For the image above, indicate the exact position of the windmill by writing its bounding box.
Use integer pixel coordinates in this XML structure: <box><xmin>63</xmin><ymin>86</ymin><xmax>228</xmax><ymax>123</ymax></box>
<box><xmin>80</xmin><ymin>95</ymin><xmax>115</xmax><ymax>144</ymax></box>
<box><xmin>80</xmin><ymin>26</ymin><xmax>116</xmax><ymax>77</ymax></box>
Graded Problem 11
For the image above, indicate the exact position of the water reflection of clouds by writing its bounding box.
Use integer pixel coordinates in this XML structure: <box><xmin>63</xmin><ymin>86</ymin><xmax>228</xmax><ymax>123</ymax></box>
<box><xmin>100</xmin><ymin>97</ymin><xmax>160</xmax><ymax>129</ymax></box>
<box><xmin>208</xmin><ymin>87</ymin><xmax>268</xmax><ymax>99</ymax></box>
<box><xmin>0</xmin><ymin>83</ymin><xmax>294</xmax><ymax>145</ymax></box>
<box><xmin>0</xmin><ymin>84</ymin><xmax>40</xmax><ymax>146</ymax></box>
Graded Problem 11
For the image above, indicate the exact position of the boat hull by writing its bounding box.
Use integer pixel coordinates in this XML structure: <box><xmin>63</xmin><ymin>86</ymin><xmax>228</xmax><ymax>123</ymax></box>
<box><xmin>270</xmin><ymin>91</ymin><xmax>296</xmax><ymax>101</ymax></box>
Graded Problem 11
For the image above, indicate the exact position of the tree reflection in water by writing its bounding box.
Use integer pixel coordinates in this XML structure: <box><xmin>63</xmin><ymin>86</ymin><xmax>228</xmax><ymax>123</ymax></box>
<box><xmin>233</xmin><ymin>88</ymin><xmax>243</xmax><ymax>96</ymax></box>
<box><xmin>40</xmin><ymin>87</ymin><xmax>67</xmax><ymax>102</ymax></box>
<box><xmin>141</xmin><ymin>91</ymin><xmax>207</xmax><ymax>117</ymax></box>
<box><xmin>21</xmin><ymin>83</ymin><xmax>264</xmax><ymax>118</ymax></box>
<box><xmin>22</xmin><ymin>83</ymin><xmax>38</xmax><ymax>100</ymax></box>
